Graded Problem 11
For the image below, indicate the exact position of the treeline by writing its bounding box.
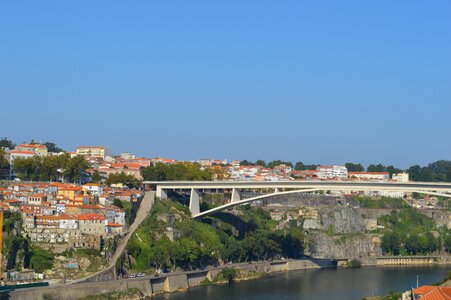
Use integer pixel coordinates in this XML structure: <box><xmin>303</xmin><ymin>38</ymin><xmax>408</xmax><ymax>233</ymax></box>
<box><xmin>121</xmin><ymin>200</ymin><xmax>303</xmax><ymax>272</ymax></box>
<box><xmin>240</xmin><ymin>159</ymin><xmax>451</xmax><ymax>182</ymax></box>
<box><xmin>0</xmin><ymin>137</ymin><xmax>65</xmax><ymax>152</ymax></box>
<box><xmin>379</xmin><ymin>209</ymin><xmax>450</xmax><ymax>255</ymax></box>
<box><xmin>12</xmin><ymin>154</ymin><xmax>89</xmax><ymax>183</ymax></box>
<box><xmin>140</xmin><ymin>162</ymin><xmax>215</xmax><ymax>181</ymax></box>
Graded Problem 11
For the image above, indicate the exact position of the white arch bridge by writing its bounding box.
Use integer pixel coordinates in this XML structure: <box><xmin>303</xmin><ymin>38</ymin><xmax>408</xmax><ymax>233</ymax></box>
<box><xmin>142</xmin><ymin>181</ymin><xmax>451</xmax><ymax>219</ymax></box>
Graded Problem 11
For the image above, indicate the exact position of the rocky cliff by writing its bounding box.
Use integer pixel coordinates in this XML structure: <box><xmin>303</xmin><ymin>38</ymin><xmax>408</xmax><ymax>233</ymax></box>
<box><xmin>302</xmin><ymin>206</ymin><xmax>382</xmax><ymax>259</ymax></box>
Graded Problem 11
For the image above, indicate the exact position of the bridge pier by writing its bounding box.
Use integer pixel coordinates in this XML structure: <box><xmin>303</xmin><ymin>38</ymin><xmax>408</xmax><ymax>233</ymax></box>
<box><xmin>189</xmin><ymin>188</ymin><xmax>200</xmax><ymax>215</ymax></box>
<box><xmin>231</xmin><ymin>188</ymin><xmax>241</xmax><ymax>203</ymax></box>
<box><xmin>156</xmin><ymin>186</ymin><xmax>168</xmax><ymax>199</ymax></box>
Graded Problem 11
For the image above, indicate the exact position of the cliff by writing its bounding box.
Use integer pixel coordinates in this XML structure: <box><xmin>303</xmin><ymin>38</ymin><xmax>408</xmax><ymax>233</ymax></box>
<box><xmin>302</xmin><ymin>206</ymin><xmax>382</xmax><ymax>259</ymax></box>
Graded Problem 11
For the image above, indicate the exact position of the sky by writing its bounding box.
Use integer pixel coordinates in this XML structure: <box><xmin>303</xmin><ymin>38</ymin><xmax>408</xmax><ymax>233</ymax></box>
<box><xmin>1</xmin><ymin>1</ymin><xmax>450</xmax><ymax>168</ymax></box>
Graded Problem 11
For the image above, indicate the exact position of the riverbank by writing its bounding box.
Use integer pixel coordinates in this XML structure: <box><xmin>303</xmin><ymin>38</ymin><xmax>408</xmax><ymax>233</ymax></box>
<box><xmin>6</xmin><ymin>256</ymin><xmax>451</xmax><ymax>299</ymax></box>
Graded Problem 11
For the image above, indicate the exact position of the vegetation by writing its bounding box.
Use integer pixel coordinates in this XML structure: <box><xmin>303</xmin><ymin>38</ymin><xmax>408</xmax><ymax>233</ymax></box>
<box><xmin>12</xmin><ymin>153</ymin><xmax>89</xmax><ymax>182</ymax></box>
<box><xmin>78</xmin><ymin>288</ymin><xmax>143</xmax><ymax>300</ymax></box>
<box><xmin>407</xmin><ymin>160</ymin><xmax>451</xmax><ymax>182</ymax></box>
<box><xmin>121</xmin><ymin>200</ymin><xmax>304</xmax><ymax>274</ymax></box>
<box><xmin>113</xmin><ymin>198</ymin><xmax>140</xmax><ymax>225</ymax></box>
<box><xmin>105</xmin><ymin>172</ymin><xmax>141</xmax><ymax>188</ymax></box>
<box><xmin>3</xmin><ymin>211</ymin><xmax>54</xmax><ymax>273</ymax></box>
<box><xmin>0</xmin><ymin>137</ymin><xmax>15</xmax><ymax>149</ymax></box>
<box><xmin>379</xmin><ymin>209</ymin><xmax>447</xmax><ymax>255</ymax></box>
<box><xmin>141</xmin><ymin>162</ymin><xmax>214</xmax><ymax>181</ymax></box>
<box><xmin>0</xmin><ymin>148</ymin><xmax>8</xmax><ymax>169</ymax></box>
<box><xmin>351</xmin><ymin>196</ymin><xmax>406</xmax><ymax>209</ymax></box>
<box><xmin>345</xmin><ymin>162</ymin><xmax>365</xmax><ymax>172</ymax></box>
<box><xmin>346</xmin><ymin>259</ymin><xmax>362</xmax><ymax>268</ymax></box>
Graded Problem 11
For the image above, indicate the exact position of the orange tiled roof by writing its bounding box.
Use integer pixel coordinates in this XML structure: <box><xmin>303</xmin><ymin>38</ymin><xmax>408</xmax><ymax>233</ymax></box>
<box><xmin>413</xmin><ymin>286</ymin><xmax>451</xmax><ymax>300</ymax></box>
<box><xmin>77</xmin><ymin>214</ymin><xmax>106</xmax><ymax>221</ymax></box>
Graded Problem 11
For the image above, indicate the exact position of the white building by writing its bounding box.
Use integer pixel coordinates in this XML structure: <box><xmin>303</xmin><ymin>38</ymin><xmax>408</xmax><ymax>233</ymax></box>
<box><xmin>317</xmin><ymin>165</ymin><xmax>348</xmax><ymax>179</ymax></box>
<box><xmin>348</xmin><ymin>172</ymin><xmax>389</xmax><ymax>181</ymax></box>
<box><xmin>392</xmin><ymin>172</ymin><xmax>409</xmax><ymax>182</ymax></box>
<box><xmin>82</xmin><ymin>183</ymin><xmax>104</xmax><ymax>196</ymax></box>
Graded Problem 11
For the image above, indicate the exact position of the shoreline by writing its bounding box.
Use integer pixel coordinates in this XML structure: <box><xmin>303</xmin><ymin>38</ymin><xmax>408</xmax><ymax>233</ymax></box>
<box><xmin>6</xmin><ymin>256</ymin><xmax>451</xmax><ymax>299</ymax></box>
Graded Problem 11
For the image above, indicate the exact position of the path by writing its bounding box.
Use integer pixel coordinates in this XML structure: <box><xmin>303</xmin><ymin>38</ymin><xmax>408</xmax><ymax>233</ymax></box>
<box><xmin>74</xmin><ymin>191</ymin><xmax>155</xmax><ymax>283</ymax></box>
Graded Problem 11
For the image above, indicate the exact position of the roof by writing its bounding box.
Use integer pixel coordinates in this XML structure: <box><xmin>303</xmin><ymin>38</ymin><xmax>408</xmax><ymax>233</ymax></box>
<box><xmin>17</xmin><ymin>143</ymin><xmax>47</xmax><ymax>149</ymax></box>
<box><xmin>107</xmin><ymin>222</ymin><xmax>123</xmax><ymax>227</ymax></box>
<box><xmin>413</xmin><ymin>286</ymin><xmax>451</xmax><ymax>300</ymax></box>
<box><xmin>349</xmin><ymin>172</ymin><xmax>389</xmax><ymax>175</ymax></box>
<box><xmin>77</xmin><ymin>214</ymin><xmax>106</xmax><ymax>221</ymax></box>
<box><xmin>8</xmin><ymin>150</ymin><xmax>35</xmax><ymax>155</ymax></box>
<box><xmin>29</xmin><ymin>193</ymin><xmax>46</xmax><ymax>198</ymax></box>
<box><xmin>77</xmin><ymin>146</ymin><xmax>105</xmax><ymax>149</ymax></box>
<box><xmin>79</xmin><ymin>204</ymin><xmax>101</xmax><ymax>210</ymax></box>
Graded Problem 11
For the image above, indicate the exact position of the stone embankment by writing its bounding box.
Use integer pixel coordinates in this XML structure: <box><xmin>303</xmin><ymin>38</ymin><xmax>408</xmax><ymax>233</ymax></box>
<box><xmin>5</xmin><ymin>258</ymin><xmax>335</xmax><ymax>300</ymax></box>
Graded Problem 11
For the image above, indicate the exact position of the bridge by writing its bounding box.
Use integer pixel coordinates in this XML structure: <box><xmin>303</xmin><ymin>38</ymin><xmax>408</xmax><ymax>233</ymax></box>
<box><xmin>143</xmin><ymin>181</ymin><xmax>451</xmax><ymax>218</ymax></box>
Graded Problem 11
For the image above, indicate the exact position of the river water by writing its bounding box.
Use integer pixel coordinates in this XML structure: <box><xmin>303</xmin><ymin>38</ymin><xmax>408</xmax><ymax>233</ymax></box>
<box><xmin>154</xmin><ymin>266</ymin><xmax>449</xmax><ymax>300</ymax></box>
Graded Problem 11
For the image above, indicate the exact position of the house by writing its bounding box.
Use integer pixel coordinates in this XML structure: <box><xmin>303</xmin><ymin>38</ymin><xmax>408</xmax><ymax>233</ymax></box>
<box><xmin>76</xmin><ymin>146</ymin><xmax>112</xmax><ymax>159</ymax></box>
<box><xmin>402</xmin><ymin>285</ymin><xmax>451</xmax><ymax>300</ymax></box>
<box><xmin>348</xmin><ymin>172</ymin><xmax>389</xmax><ymax>181</ymax></box>
<box><xmin>77</xmin><ymin>214</ymin><xmax>107</xmax><ymax>236</ymax></box>
<box><xmin>106</xmin><ymin>222</ymin><xmax>123</xmax><ymax>234</ymax></box>
<box><xmin>317</xmin><ymin>165</ymin><xmax>348</xmax><ymax>179</ymax></box>
<box><xmin>393</xmin><ymin>172</ymin><xmax>409</xmax><ymax>183</ymax></box>
<box><xmin>82</xmin><ymin>183</ymin><xmax>104</xmax><ymax>196</ymax></box>
<box><xmin>28</xmin><ymin>194</ymin><xmax>47</xmax><ymax>206</ymax></box>
<box><xmin>57</xmin><ymin>185</ymin><xmax>84</xmax><ymax>201</ymax></box>
<box><xmin>16</xmin><ymin>143</ymin><xmax>48</xmax><ymax>156</ymax></box>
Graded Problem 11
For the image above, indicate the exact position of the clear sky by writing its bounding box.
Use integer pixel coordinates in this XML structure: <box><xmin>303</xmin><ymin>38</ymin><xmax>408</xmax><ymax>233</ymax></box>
<box><xmin>1</xmin><ymin>1</ymin><xmax>450</xmax><ymax>168</ymax></box>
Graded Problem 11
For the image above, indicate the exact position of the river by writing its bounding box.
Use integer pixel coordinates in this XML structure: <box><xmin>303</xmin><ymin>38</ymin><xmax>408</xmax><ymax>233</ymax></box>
<box><xmin>154</xmin><ymin>266</ymin><xmax>449</xmax><ymax>300</ymax></box>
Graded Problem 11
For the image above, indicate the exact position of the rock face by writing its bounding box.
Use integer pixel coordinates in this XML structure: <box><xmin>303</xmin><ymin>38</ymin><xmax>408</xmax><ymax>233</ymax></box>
<box><xmin>302</xmin><ymin>206</ymin><xmax>382</xmax><ymax>259</ymax></box>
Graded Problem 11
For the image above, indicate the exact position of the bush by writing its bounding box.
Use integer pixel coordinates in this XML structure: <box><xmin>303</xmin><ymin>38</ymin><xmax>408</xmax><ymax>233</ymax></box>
<box><xmin>216</xmin><ymin>268</ymin><xmax>238</xmax><ymax>283</ymax></box>
<box><xmin>347</xmin><ymin>259</ymin><xmax>361</xmax><ymax>268</ymax></box>
<box><xmin>30</xmin><ymin>248</ymin><xmax>54</xmax><ymax>273</ymax></box>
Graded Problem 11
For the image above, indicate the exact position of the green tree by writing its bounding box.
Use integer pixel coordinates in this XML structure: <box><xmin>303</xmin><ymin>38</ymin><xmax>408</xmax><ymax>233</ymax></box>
<box><xmin>345</xmin><ymin>162</ymin><xmax>364</xmax><ymax>172</ymax></box>
<box><xmin>255</xmin><ymin>160</ymin><xmax>267</xmax><ymax>167</ymax></box>
<box><xmin>239</xmin><ymin>160</ymin><xmax>254</xmax><ymax>166</ymax></box>
<box><xmin>0</xmin><ymin>148</ymin><xmax>9</xmax><ymax>169</ymax></box>
<box><xmin>367</xmin><ymin>164</ymin><xmax>386</xmax><ymax>172</ymax></box>
<box><xmin>294</xmin><ymin>162</ymin><xmax>306</xmax><ymax>171</ymax></box>
<box><xmin>44</xmin><ymin>142</ymin><xmax>65</xmax><ymax>153</ymax></box>
<box><xmin>0</xmin><ymin>137</ymin><xmax>15</xmax><ymax>149</ymax></box>
<box><xmin>141</xmin><ymin>162</ymin><xmax>213</xmax><ymax>181</ymax></box>
<box><xmin>91</xmin><ymin>171</ymin><xmax>102</xmax><ymax>183</ymax></box>
<box><xmin>267</xmin><ymin>160</ymin><xmax>293</xmax><ymax>168</ymax></box>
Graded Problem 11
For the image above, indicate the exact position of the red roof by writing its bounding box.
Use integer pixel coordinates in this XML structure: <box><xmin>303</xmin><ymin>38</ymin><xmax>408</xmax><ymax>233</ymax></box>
<box><xmin>77</xmin><ymin>214</ymin><xmax>106</xmax><ymax>221</ymax></box>
<box><xmin>413</xmin><ymin>286</ymin><xmax>451</xmax><ymax>300</ymax></box>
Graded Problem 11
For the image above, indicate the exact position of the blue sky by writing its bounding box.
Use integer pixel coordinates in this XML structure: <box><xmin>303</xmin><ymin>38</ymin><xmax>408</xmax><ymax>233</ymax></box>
<box><xmin>1</xmin><ymin>1</ymin><xmax>450</xmax><ymax>168</ymax></box>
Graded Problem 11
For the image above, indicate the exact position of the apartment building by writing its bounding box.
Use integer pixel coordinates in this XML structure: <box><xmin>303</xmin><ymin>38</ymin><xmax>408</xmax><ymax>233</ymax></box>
<box><xmin>76</xmin><ymin>146</ymin><xmax>112</xmax><ymax>159</ymax></box>
<box><xmin>317</xmin><ymin>165</ymin><xmax>348</xmax><ymax>179</ymax></box>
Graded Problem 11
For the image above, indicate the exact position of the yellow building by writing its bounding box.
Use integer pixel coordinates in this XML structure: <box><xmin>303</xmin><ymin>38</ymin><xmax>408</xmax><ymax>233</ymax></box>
<box><xmin>57</xmin><ymin>186</ymin><xmax>85</xmax><ymax>201</ymax></box>
<box><xmin>76</xmin><ymin>146</ymin><xmax>111</xmax><ymax>159</ymax></box>
<box><xmin>16</xmin><ymin>143</ymin><xmax>48</xmax><ymax>156</ymax></box>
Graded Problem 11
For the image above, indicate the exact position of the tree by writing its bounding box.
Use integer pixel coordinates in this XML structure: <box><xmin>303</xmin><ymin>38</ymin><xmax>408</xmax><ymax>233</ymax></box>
<box><xmin>381</xmin><ymin>231</ymin><xmax>402</xmax><ymax>255</ymax></box>
<box><xmin>91</xmin><ymin>171</ymin><xmax>102</xmax><ymax>183</ymax></box>
<box><xmin>239</xmin><ymin>160</ymin><xmax>254</xmax><ymax>166</ymax></box>
<box><xmin>367</xmin><ymin>164</ymin><xmax>386</xmax><ymax>172</ymax></box>
<box><xmin>345</xmin><ymin>163</ymin><xmax>364</xmax><ymax>172</ymax></box>
<box><xmin>294</xmin><ymin>162</ymin><xmax>306</xmax><ymax>171</ymax></box>
<box><xmin>0</xmin><ymin>137</ymin><xmax>15</xmax><ymax>149</ymax></box>
<box><xmin>141</xmin><ymin>162</ymin><xmax>213</xmax><ymax>181</ymax></box>
<box><xmin>0</xmin><ymin>149</ymin><xmax>9</xmax><ymax>169</ymax></box>
<box><xmin>267</xmin><ymin>160</ymin><xmax>293</xmax><ymax>168</ymax></box>
<box><xmin>44</xmin><ymin>142</ymin><xmax>65</xmax><ymax>153</ymax></box>
<box><xmin>255</xmin><ymin>160</ymin><xmax>267</xmax><ymax>167</ymax></box>
<box><xmin>106</xmin><ymin>172</ymin><xmax>141</xmax><ymax>188</ymax></box>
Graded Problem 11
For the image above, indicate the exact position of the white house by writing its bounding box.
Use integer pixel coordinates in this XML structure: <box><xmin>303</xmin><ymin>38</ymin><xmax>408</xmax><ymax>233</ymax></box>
<box><xmin>317</xmin><ymin>166</ymin><xmax>348</xmax><ymax>179</ymax></box>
